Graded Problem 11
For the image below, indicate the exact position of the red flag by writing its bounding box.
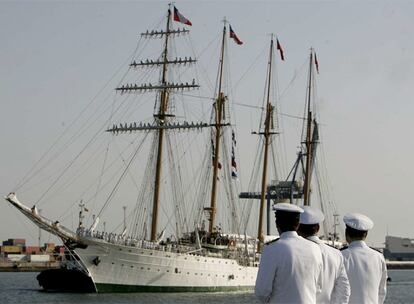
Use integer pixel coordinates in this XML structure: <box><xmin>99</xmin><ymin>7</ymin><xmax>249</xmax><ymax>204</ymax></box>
<box><xmin>276</xmin><ymin>39</ymin><xmax>285</xmax><ymax>61</ymax></box>
<box><xmin>314</xmin><ymin>53</ymin><xmax>319</xmax><ymax>74</ymax></box>
<box><xmin>229</xmin><ymin>25</ymin><xmax>243</xmax><ymax>45</ymax></box>
<box><xmin>173</xmin><ymin>6</ymin><xmax>192</xmax><ymax>26</ymax></box>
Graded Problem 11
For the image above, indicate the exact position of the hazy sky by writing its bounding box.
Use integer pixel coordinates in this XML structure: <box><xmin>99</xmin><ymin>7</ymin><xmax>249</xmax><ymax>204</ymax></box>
<box><xmin>1</xmin><ymin>0</ymin><xmax>414</xmax><ymax>247</ymax></box>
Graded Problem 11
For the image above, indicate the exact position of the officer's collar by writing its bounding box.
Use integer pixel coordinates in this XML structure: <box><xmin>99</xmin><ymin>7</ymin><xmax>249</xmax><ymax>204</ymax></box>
<box><xmin>306</xmin><ymin>235</ymin><xmax>321</xmax><ymax>244</ymax></box>
<box><xmin>348</xmin><ymin>240</ymin><xmax>368</xmax><ymax>248</ymax></box>
<box><xmin>280</xmin><ymin>231</ymin><xmax>299</xmax><ymax>239</ymax></box>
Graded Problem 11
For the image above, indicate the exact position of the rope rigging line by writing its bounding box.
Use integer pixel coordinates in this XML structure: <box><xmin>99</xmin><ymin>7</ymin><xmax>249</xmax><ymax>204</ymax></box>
<box><xmin>14</xmin><ymin>36</ymin><xmax>144</xmax><ymax>194</ymax></box>
<box><xmin>42</xmin><ymin>136</ymin><xmax>111</xmax><ymax>206</ymax></box>
<box><xmin>194</xmin><ymin>33</ymin><xmax>221</xmax><ymax>94</ymax></box>
<box><xmin>56</xmin><ymin>134</ymin><xmax>145</xmax><ymax>223</ymax></box>
<box><xmin>232</xmin><ymin>45</ymin><xmax>267</xmax><ymax>92</ymax></box>
<box><xmin>220</xmin><ymin>131</ymin><xmax>241</xmax><ymax>233</ymax></box>
<box><xmin>95</xmin><ymin>131</ymin><xmax>150</xmax><ymax>220</ymax></box>
<box><xmin>131</xmin><ymin>133</ymin><xmax>158</xmax><ymax>239</ymax></box>
<box><xmin>167</xmin><ymin>133</ymin><xmax>187</xmax><ymax>235</ymax></box>
<box><xmin>34</xmin><ymin>83</ymin><xmax>146</xmax><ymax>206</ymax></box>
<box><xmin>241</xmin><ymin>140</ymin><xmax>264</xmax><ymax>233</ymax></box>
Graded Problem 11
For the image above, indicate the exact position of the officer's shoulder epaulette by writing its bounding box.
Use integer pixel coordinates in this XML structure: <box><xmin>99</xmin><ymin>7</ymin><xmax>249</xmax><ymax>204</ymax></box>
<box><xmin>369</xmin><ymin>246</ymin><xmax>382</xmax><ymax>253</ymax></box>
<box><xmin>325</xmin><ymin>243</ymin><xmax>339</xmax><ymax>250</ymax></box>
<box><xmin>265</xmin><ymin>238</ymin><xmax>279</xmax><ymax>246</ymax></box>
<box><xmin>339</xmin><ymin>245</ymin><xmax>348</xmax><ymax>251</ymax></box>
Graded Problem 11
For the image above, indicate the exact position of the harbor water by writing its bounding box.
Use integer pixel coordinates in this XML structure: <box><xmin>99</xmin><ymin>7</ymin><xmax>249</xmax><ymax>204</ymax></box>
<box><xmin>0</xmin><ymin>270</ymin><xmax>413</xmax><ymax>303</ymax></box>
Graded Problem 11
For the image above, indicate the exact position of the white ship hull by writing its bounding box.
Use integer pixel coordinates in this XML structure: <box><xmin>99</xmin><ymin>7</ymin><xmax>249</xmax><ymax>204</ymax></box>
<box><xmin>77</xmin><ymin>238</ymin><xmax>258</xmax><ymax>292</ymax></box>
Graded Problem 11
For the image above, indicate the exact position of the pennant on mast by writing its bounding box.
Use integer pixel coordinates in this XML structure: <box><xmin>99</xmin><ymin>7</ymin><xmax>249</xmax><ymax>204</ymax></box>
<box><xmin>314</xmin><ymin>52</ymin><xmax>319</xmax><ymax>73</ymax></box>
<box><xmin>173</xmin><ymin>6</ymin><xmax>192</xmax><ymax>26</ymax></box>
<box><xmin>231</xmin><ymin>130</ymin><xmax>238</xmax><ymax>179</ymax></box>
<box><xmin>229</xmin><ymin>25</ymin><xmax>243</xmax><ymax>45</ymax></box>
<box><xmin>276</xmin><ymin>39</ymin><xmax>285</xmax><ymax>61</ymax></box>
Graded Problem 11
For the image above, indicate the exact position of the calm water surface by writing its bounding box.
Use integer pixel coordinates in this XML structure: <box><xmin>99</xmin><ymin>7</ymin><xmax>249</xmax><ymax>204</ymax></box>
<box><xmin>0</xmin><ymin>270</ymin><xmax>413</xmax><ymax>303</ymax></box>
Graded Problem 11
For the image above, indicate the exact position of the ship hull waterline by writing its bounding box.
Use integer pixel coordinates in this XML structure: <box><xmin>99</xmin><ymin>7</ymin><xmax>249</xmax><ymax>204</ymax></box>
<box><xmin>74</xmin><ymin>237</ymin><xmax>258</xmax><ymax>293</ymax></box>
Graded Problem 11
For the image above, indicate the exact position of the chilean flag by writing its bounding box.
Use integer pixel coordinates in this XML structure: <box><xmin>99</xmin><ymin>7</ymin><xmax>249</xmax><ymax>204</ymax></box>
<box><xmin>229</xmin><ymin>25</ymin><xmax>243</xmax><ymax>45</ymax></box>
<box><xmin>173</xmin><ymin>6</ymin><xmax>192</xmax><ymax>26</ymax></box>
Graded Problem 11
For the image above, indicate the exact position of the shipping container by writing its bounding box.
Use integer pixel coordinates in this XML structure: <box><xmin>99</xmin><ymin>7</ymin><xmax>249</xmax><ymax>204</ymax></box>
<box><xmin>26</xmin><ymin>246</ymin><xmax>41</xmax><ymax>254</ymax></box>
<box><xmin>29</xmin><ymin>254</ymin><xmax>50</xmax><ymax>262</ymax></box>
<box><xmin>43</xmin><ymin>243</ymin><xmax>55</xmax><ymax>252</ymax></box>
<box><xmin>1</xmin><ymin>245</ymin><xmax>22</xmax><ymax>253</ymax></box>
<box><xmin>7</xmin><ymin>254</ymin><xmax>27</xmax><ymax>262</ymax></box>
<box><xmin>11</xmin><ymin>239</ymin><xmax>26</xmax><ymax>246</ymax></box>
<box><xmin>2</xmin><ymin>239</ymin><xmax>25</xmax><ymax>246</ymax></box>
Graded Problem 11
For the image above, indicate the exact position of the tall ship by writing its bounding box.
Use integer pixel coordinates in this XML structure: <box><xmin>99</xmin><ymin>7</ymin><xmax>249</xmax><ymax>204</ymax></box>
<box><xmin>5</xmin><ymin>6</ymin><xmax>261</xmax><ymax>292</ymax></box>
<box><xmin>240</xmin><ymin>47</ymin><xmax>339</xmax><ymax>245</ymax></box>
<box><xmin>4</xmin><ymin>5</ymin><xmax>338</xmax><ymax>292</ymax></box>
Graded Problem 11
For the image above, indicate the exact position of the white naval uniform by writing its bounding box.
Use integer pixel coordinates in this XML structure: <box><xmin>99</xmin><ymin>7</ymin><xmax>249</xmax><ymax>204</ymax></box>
<box><xmin>341</xmin><ymin>240</ymin><xmax>387</xmax><ymax>304</ymax></box>
<box><xmin>307</xmin><ymin>236</ymin><xmax>350</xmax><ymax>304</ymax></box>
<box><xmin>255</xmin><ymin>231</ymin><xmax>323</xmax><ymax>304</ymax></box>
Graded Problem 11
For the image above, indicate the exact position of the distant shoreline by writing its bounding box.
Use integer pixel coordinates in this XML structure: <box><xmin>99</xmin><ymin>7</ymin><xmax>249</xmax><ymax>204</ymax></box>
<box><xmin>0</xmin><ymin>261</ymin><xmax>60</xmax><ymax>272</ymax></box>
<box><xmin>386</xmin><ymin>261</ymin><xmax>414</xmax><ymax>269</ymax></box>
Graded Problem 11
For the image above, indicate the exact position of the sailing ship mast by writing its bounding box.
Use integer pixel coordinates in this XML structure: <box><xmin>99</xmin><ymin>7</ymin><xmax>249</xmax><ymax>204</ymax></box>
<box><xmin>207</xmin><ymin>21</ymin><xmax>227</xmax><ymax>234</ymax></box>
<box><xmin>150</xmin><ymin>8</ymin><xmax>172</xmax><ymax>242</ymax></box>
<box><xmin>303</xmin><ymin>49</ymin><xmax>315</xmax><ymax>206</ymax></box>
<box><xmin>257</xmin><ymin>36</ymin><xmax>276</xmax><ymax>251</ymax></box>
<box><xmin>110</xmin><ymin>6</ymin><xmax>200</xmax><ymax>241</ymax></box>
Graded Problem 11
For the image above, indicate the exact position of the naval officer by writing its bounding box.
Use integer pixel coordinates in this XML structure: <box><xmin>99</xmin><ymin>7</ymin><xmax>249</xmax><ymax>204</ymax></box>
<box><xmin>255</xmin><ymin>203</ymin><xmax>323</xmax><ymax>304</ymax></box>
<box><xmin>298</xmin><ymin>206</ymin><xmax>350</xmax><ymax>304</ymax></box>
<box><xmin>341</xmin><ymin>213</ymin><xmax>387</xmax><ymax>304</ymax></box>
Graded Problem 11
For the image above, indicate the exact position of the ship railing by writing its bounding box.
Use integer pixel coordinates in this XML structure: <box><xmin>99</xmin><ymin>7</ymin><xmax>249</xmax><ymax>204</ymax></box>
<box><xmin>77</xmin><ymin>229</ymin><xmax>259</xmax><ymax>262</ymax></box>
<box><xmin>77</xmin><ymin>229</ymin><xmax>198</xmax><ymax>253</ymax></box>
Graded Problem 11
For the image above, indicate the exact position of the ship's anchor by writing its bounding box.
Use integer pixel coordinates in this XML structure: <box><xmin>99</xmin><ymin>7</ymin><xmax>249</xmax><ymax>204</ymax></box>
<box><xmin>92</xmin><ymin>256</ymin><xmax>101</xmax><ymax>266</ymax></box>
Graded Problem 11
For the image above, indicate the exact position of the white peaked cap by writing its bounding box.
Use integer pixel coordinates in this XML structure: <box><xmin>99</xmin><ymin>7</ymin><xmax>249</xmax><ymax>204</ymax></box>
<box><xmin>299</xmin><ymin>206</ymin><xmax>325</xmax><ymax>225</ymax></box>
<box><xmin>273</xmin><ymin>203</ymin><xmax>304</xmax><ymax>213</ymax></box>
<box><xmin>343</xmin><ymin>213</ymin><xmax>374</xmax><ymax>231</ymax></box>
